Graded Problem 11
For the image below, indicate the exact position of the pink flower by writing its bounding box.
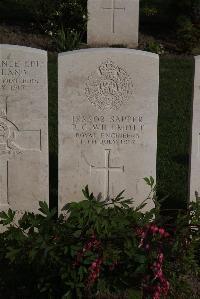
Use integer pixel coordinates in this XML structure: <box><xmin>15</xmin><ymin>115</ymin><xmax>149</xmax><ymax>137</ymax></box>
<box><xmin>158</xmin><ymin>253</ymin><xmax>164</xmax><ymax>263</ymax></box>
<box><xmin>150</xmin><ymin>224</ymin><xmax>159</xmax><ymax>233</ymax></box>
<box><xmin>158</xmin><ymin>228</ymin><xmax>165</xmax><ymax>235</ymax></box>
<box><xmin>91</xmin><ymin>261</ymin><xmax>97</xmax><ymax>268</ymax></box>
<box><xmin>153</xmin><ymin>291</ymin><xmax>160</xmax><ymax>299</ymax></box>
<box><xmin>145</xmin><ymin>244</ymin><xmax>150</xmax><ymax>250</ymax></box>
<box><xmin>87</xmin><ymin>258</ymin><xmax>103</xmax><ymax>287</ymax></box>
<box><xmin>135</xmin><ymin>227</ymin><xmax>143</xmax><ymax>236</ymax></box>
<box><xmin>141</xmin><ymin>224</ymin><xmax>170</xmax><ymax>299</ymax></box>
<box><xmin>164</xmin><ymin>232</ymin><xmax>170</xmax><ymax>238</ymax></box>
<box><xmin>162</xmin><ymin>280</ymin><xmax>170</xmax><ymax>295</ymax></box>
<box><xmin>156</xmin><ymin>269</ymin><xmax>163</xmax><ymax>279</ymax></box>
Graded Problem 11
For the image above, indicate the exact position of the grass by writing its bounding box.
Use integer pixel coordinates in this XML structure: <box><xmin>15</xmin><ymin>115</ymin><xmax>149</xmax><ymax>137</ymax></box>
<box><xmin>47</xmin><ymin>53</ymin><xmax>194</xmax><ymax>210</ymax></box>
<box><xmin>128</xmin><ymin>289</ymin><xmax>142</xmax><ymax>299</ymax></box>
<box><xmin>48</xmin><ymin>53</ymin><xmax>58</xmax><ymax>210</ymax></box>
<box><xmin>157</xmin><ymin>56</ymin><xmax>194</xmax><ymax>209</ymax></box>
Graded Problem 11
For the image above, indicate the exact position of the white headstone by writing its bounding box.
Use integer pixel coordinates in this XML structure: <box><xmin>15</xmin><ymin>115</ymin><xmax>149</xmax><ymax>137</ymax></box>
<box><xmin>0</xmin><ymin>45</ymin><xmax>48</xmax><ymax>216</ymax></box>
<box><xmin>87</xmin><ymin>0</ymin><xmax>139</xmax><ymax>48</ymax></box>
<box><xmin>190</xmin><ymin>56</ymin><xmax>200</xmax><ymax>201</ymax></box>
<box><xmin>59</xmin><ymin>48</ymin><xmax>159</xmax><ymax>211</ymax></box>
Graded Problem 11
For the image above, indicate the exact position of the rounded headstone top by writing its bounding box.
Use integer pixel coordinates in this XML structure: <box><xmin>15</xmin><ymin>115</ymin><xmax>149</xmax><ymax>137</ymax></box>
<box><xmin>58</xmin><ymin>48</ymin><xmax>159</xmax><ymax>60</ymax></box>
<box><xmin>0</xmin><ymin>44</ymin><xmax>46</xmax><ymax>54</ymax></box>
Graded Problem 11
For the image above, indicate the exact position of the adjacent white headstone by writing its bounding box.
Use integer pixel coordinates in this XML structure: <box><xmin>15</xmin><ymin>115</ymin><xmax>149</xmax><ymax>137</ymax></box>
<box><xmin>59</xmin><ymin>48</ymin><xmax>159</xmax><ymax>211</ymax></box>
<box><xmin>0</xmin><ymin>45</ymin><xmax>48</xmax><ymax>215</ymax></box>
<box><xmin>190</xmin><ymin>56</ymin><xmax>200</xmax><ymax>201</ymax></box>
<box><xmin>87</xmin><ymin>0</ymin><xmax>139</xmax><ymax>48</ymax></box>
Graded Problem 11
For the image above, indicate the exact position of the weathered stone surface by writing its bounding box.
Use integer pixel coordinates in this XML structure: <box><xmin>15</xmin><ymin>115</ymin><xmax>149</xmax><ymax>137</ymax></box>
<box><xmin>190</xmin><ymin>56</ymin><xmax>200</xmax><ymax>201</ymax></box>
<box><xmin>59</xmin><ymin>48</ymin><xmax>159</xmax><ymax>211</ymax></box>
<box><xmin>87</xmin><ymin>0</ymin><xmax>139</xmax><ymax>48</ymax></box>
<box><xmin>0</xmin><ymin>45</ymin><xmax>48</xmax><ymax>214</ymax></box>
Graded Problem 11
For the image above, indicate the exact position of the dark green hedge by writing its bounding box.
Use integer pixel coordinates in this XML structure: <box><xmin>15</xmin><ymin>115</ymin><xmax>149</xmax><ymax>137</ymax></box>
<box><xmin>0</xmin><ymin>0</ymin><xmax>33</xmax><ymax>24</ymax></box>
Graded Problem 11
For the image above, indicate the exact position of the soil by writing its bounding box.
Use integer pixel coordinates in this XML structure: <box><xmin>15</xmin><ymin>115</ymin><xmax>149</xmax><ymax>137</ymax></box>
<box><xmin>0</xmin><ymin>23</ymin><xmax>190</xmax><ymax>56</ymax></box>
<box><xmin>0</xmin><ymin>23</ymin><xmax>53</xmax><ymax>51</ymax></box>
<box><xmin>1</xmin><ymin>22</ymin><xmax>200</xmax><ymax>57</ymax></box>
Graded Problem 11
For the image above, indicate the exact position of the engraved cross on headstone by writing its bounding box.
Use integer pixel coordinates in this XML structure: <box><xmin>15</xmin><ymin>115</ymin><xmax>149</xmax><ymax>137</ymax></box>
<box><xmin>90</xmin><ymin>149</ymin><xmax>124</xmax><ymax>199</ymax></box>
<box><xmin>102</xmin><ymin>0</ymin><xmax>125</xmax><ymax>34</ymax></box>
<box><xmin>0</xmin><ymin>96</ymin><xmax>42</xmax><ymax>208</ymax></box>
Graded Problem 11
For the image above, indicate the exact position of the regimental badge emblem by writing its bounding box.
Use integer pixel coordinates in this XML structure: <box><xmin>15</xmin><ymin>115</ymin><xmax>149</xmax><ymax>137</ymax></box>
<box><xmin>85</xmin><ymin>59</ymin><xmax>134</xmax><ymax>111</ymax></box>
<box><xmin>0</xmin><ymin>108</ymin><xmax>23</xmax><ymax>157</ymax></box>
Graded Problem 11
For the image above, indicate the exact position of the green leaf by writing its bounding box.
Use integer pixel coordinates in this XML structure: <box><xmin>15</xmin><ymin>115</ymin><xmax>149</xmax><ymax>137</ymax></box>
<box><xmin>38</xmin><ymin>201</ymin><xmax>50</xmax><ymax>216</ymax></box>
<box><xmin>144</xmin><ymin>176</ymin><xmax>155</xmax><ymax>188</ymax></box>
<box><xmin>6</xmin><ymin>247</ymin><xmax>21</xmax><ymax>262</ymax></box>
<box><xmin>135</xmin><ymin>200</ymin><xmax>147</xmax><ymax>212</ymax></box>
<box><xmin>73</xmin><ymin>230</ymin><xmax>82</xmax><ymax>238</ymax></box>
<box><xmin>0</xmin><ymin>209</ymin><xmax>15</xmax><ymax>225</ymax></box>
<box><xmin>135</xmin><ymin>254</ymin><xmax>146</xmax><ymax>264</ymax></box>
<box><xmin>143</xmin><ymin>177</ymin><xmax>151</xmax><ymax>186</ymax></box>
<box><xmin>82</xmin><ymin>185</ymin><xmax>95</xmax><ymax>201</ymax></box>
<box><xmin>114</xmin><ymin>190</ymin><xmax>125</xmax><ymax>202</ymax></box>
<box><xmin>82</xmin><ymin>185</ymin><xmax>90</xmax><ymax>199</ymax></box>
<box><xmin>0</xmin><ymin>211</ymin><xmax>8</xmax><ymax>220</ymax></box>
<box><xmin>150</xmin><ymin>176</ymin><xmax>155</xmax><ymax>186</ymax></box>
<box><xmin>62</xmin><ymin>291</ymin><xmax>72</xmax><ymax>299</ymax></box>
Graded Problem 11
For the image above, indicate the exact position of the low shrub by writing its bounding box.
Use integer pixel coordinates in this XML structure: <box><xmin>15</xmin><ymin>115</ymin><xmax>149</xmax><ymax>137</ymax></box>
<box><xmin>176</xmin><ymin>15</ymin><xmax>200</xmax><ymax>53</ymax></box>
<box><xmin>0</xmin><ymin>0</ymin><xmax>88</xmax><ymax>51</ymax></box>
<box><xmin>0</xmin><ymin>178</ymin><xmax>199</xmax><ymax>299</ymax></box>
<box><xmin>144</xmin><ymin>40</ymin><xmax>165</xmax><ymax>55</ymax></box>
<box><xmin>30</xmin><ymin>0</ymin><xmax>87</xmax><ymax>41</ymax></box>
<box><xmin>0</xmin><ymin>0</ymin><xmax>34</xmax><ymax>24</ymax></box>
<box><xmin>54</xmin><ymin>27</ymin><xmax>82</xmax><ymax>52</ymax></box>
